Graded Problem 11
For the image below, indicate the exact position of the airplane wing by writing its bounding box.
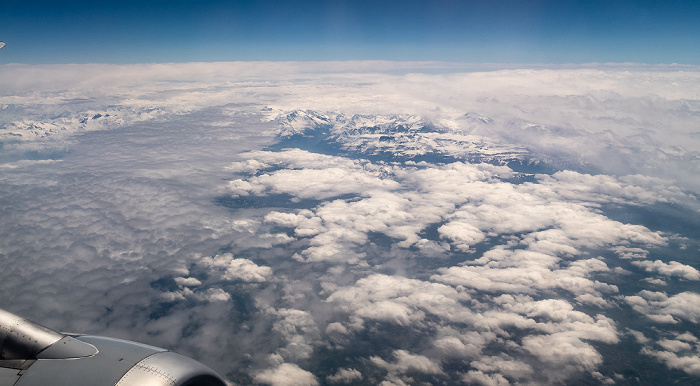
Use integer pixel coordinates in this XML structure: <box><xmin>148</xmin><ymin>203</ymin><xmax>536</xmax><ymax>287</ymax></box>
<box><xmin>0</xmin><ymin>308</ymin><xmax>226</xmax><ymax>386</ymax></box>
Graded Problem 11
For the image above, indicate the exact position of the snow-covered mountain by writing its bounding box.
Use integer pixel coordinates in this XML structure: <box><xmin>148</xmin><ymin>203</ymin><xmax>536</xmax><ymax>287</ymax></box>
<box><xmin>0</xmin><ymin>107</ymin><xmax>165</xmax><ymax>142</ymax></box>
<box><xmin>274</xmin><ymin>110</ymin><xmax>529</xmax><ymax>164</ymax></box>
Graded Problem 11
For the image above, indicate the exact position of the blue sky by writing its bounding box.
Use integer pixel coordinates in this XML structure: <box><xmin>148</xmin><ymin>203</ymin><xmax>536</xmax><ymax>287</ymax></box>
<box><xmin>1</xmin><ymin>0</ymin><xmax>700</xmax><ymax>64</ymax></box>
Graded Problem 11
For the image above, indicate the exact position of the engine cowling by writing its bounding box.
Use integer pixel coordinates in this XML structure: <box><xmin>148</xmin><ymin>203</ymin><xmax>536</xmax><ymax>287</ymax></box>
<box><xmin>0</xmin><ymin>309</ymin><xmax>226</xmax><ymax>386</ymax></box>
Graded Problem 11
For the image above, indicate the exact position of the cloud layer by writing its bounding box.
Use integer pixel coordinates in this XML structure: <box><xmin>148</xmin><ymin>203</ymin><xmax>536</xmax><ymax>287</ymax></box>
<box><xmin>1</xmin><ymin>62</ymin><xmax>699</xmax><ymax>384</ymax></box>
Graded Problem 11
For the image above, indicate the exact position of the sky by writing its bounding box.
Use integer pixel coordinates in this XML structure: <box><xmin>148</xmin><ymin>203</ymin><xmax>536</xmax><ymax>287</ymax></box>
<box><xmin>2</xmin><ymin>0</ymin><xmax>700</xmax><ymax>64</ymax></box>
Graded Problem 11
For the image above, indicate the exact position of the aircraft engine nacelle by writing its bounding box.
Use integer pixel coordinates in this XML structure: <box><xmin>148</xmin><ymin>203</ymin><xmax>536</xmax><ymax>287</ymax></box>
<box><xmin>0</xmin><ymin>308</ymin><xmax>226</xmax><ymax>386</ymax></box>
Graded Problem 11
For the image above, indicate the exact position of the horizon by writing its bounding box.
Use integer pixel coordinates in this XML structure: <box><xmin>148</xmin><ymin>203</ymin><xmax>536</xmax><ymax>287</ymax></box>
<box><xmin>2</xmin><ymin>0</ymin><xmax>700</xmax><ymax>65</ymax></box>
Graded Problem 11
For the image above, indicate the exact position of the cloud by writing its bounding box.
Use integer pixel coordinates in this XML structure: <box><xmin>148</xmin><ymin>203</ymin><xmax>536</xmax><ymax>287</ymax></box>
<box><xmin>268</xmin><ymin>308</ymin><xmax>321</xmax><ymax>363</ymax></box>
<box><xmin>437</xmin><ymin>221</ymin><xmax>486</xmax><ymax>251</ymax></box>
<box><xmin>433</xmin><ymin>252</ymin><xmax>618</xmax><ymax>302</ymax></box>
<box><xmin>625</xmin><ymin>291</ymin><xmax>700</xmax><ymax>323</ymax></box>
<box><xmin>327</xmin><ymin>273</ymin><xmax>619</xmax><ymax>383</ymax></box>
<box><xmin>639</xmin><ymin>332</ymin><xmax>700</xmax><ymax>377</ymax></box>
<box><xmin>643</xmin><ymin>349</ymin><xmax>700</xmax><ymax>376</ymax></box>
<box><xmin>2</xmin><ymin>62</ymin><xmax>700</xmax><ymax>385</ymax></box>
<box><xmin>231</xmin><ymin>147</ymin><xmax>667</xmax><ymax>270</ymax></box>
<box><xmin>432</xmin><ymin>329</ymin><xmax>492</xmax><ymax>359</ymax></box>
<box><xmin>469</xmin><ymin>355</ymin><xmax>533</xmax><ymax>381</ymax></box>
<box><xmin>371</xmin><ymin>350</ymin><xmax>444</xmax><ymax>375</ymax></box>
<box><xmin>199</xmin><ymin>253</ymin><xmax>273</xmax><ymax>283</ymax></box>
<box><xmin>174</xmin><ymin>277</ymin><xmax>202</xmax><ymax>287</ymax></box>
<box><xmin>198</xmin><ymin>288</ymin><xmax>231</xmax><ymax>302</ymax></box>
<box><xmin>254</xmin><ymin>363</ymin><xmax>319</xmax><ymax>386</ymax></box>
<box><xmin>326</xmin><ymin>368</ymin><xmax>362</xmax><ymax>384</ymax></box>
<box><xmin>631</xmin><ymin>260</ymin><xmax>700</xmax><ymax>280</ymax></box>
<box><xmin>522</xmin><ymin>333</ymin><xmax>603</xmax><ymax>371</ymax></box>
<box><xmin>326</xmin><ymin>274</ymin><xmax>471</xmax><ymax>327</ymax></box>
<box><xmin>213</xmin><ymin>110</ymin><xmax>687</xmax><ymax>383</ymax></box>
<box><xmin>461</xmin><ymin>370</ymin><xmax>511</xmax><ymax>386</ymax></box>
<box><xmin>226</xmin><ymin>159</ymin><xmax>272</xmax><ymax>174</ymax></box>
<box><xmin>657</xmin><ymin>339</ymin><xmax>693</xmax><ymax>352</ymax></box>
<box><xmin>535</xmin><ymin>171</ymin><xmax>691</xmax><ymax>206</ymax></box>
<box><xmin>229</xmin><ymin>166</ymin><xmax>399</xmax><ymax>200</ymax></box>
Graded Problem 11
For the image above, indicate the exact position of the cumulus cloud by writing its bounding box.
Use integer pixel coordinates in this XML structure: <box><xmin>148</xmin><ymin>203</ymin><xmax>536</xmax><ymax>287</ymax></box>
<box><xmin>229</xmin><ymin>166</ymin><xmax>399</xmax><ymax>200</ymax></box>
<box><xmin>326</xmin><ymin>368</ymin><xmax>362</xmax><ymax>384</ymax></box>
<box><xmin>230</xmin><ymin>147</ymin><xmax>667</xmax><ymax>269</ymax></box>
<box><xmin>254</xmin><ymin>363</ymin><xmax>319</xmax><ymax>386</ymax></box>
<box><xmin>174</xmin><ymin>277</ymin><xmax>202</xmax><ymax>287</ymax></box>
<box><xmin>638</xmin><ymin>332</ymin><xmax>700</xmax><ymax>377</ymax></box>
<box><xmin>433</xmin><ymin>251</ymin><xmax>618</xmax><ymax>303</ymax></box>
<box><xmin>461</xmin><ymin>370</ymin><xmax>511</xmax><ymax>386</ymax></box>
<box><xmin>536</xmin><ymin>171</ymin><xmax>690</xmax><ymax>205</ymax></box>
<box><xmin>215</xmin><ymin>101</ymin><xmax>688</xmax><ymax>383</ymax></box>
<box><xmin>437</xmin><ymin>221</ymin><xmax>486</xmax><ymax>251</ymax></box>
<box><xmin>522</xmin><ymin>333</ymin><xmax>604</xmax><ymax>371</ymax></box>
<box><xmin>631</xmin><ymin>260</ymin><xmax>700</xmax><ymax>280</ymax></box>
<box><xmin>371</xmin><ymin>350</ymin><xmax>444</xmax><ymax>375</ymax></box>
<box><xmin>327</xmin><ymin>274</ymin><xmax>619</xmax><ymax>383</ymax></box>
<box><xmin>625</xmin><ymin>291</ymin><xmax>700</xmax><ymax>324</ymax></box>
<box><xmin>469</xmin><ymin>355</ymin><xmax>533</xmax><ymax>381</ymax></box>
<box><xmin>643</xmin><ymin>349</ymin><xmax>700</xmax><ymax>376</ymax></box>
<box><xmin>199</xmin><ymin>253</ymin><xmax>272</xmax><ymax>283</ymax></box>
<box><xmin>326</xmin><ymin>274</ymin><xmax>471</xmax><ymax>327</ymax></box>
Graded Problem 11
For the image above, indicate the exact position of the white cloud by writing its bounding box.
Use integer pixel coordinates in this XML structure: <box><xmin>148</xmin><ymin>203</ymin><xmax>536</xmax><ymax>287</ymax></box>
<box><xmin>536</xmin><ymin>171</ymin><xmax>690</xmax><ymax>205</ymax></box>
<box><xmin>625</xmin><ymin>291</ymin><xmax>700</xmax><ymax>324</ymax></box>
<box><xmin>325</xmin><ymin>322</ymin><xmax>348</xmax><ymax>335</ymax></box>
<box><xmin>633</xmin><ymin>331</ymin><xmax>700</xmax><ymax>377</ymax></box>
<box><xmin>432</xmin><ymin>330</ymin><xmax>490</xmax><ymax>358</ymax></box>
<box><xmin>254</xmin><ymin>363</ymin><xmax>319</xmax><ymax>386</ymax></box>
<box><xmin>522</xmin><ymin>333</ymin><xmax>603</xmax><ymax>371</ymax></box>
<box><xmin>613</xmin><ymin>246</ymin><xmax>649</xmax><ymax>260</ymax></box>
<box><xmin>461</xmin><ymin>370</ymin><xmax>511</xmax><ymax>386</ymax></box>
<box><xmin>469</xmin><ymin>355</ymin><xmax>533</xmax><ymax>380</ymax></box>
<box><xmin>643</xmin><ymin>348</ymin><xmax>700</xmax><ymax>376</ymax></box>
<box><xmin>226</xmin><ymin>159</ymin><xmax>272</xmax><ymax>174</ymax></box>
<box><xmin>327</xmin><ymin>274</ymin><xmax>620</xmax><ymax>383</ymax></box>
<box><xmin>592</xmin><ymin>371</ymin><xmax>617</xmax><ymax>385</ymax></box>
<box><xmin>229</xmin><ymin>166</ymin><xmax>399</xmax><ymax>200</ymax></box>
<box><xmin>269</xmin><ymin>308</ymin><xmax>321</xmax><ymax>362</ymax></box>
<box><xmin>199</xmin><ymin>253</ymin><xmax>272</xmax><ymax>283</ymax></box>
<box><xmin>174</xmin><ymin>277</ymin><xmax>202</xmax><ymax>287</ymax></box>
<box><xmin>632</xmin><ymin>260</ymin><xmax>700</xmax><ymax>280</ymax></box>
<box><xmin>627</xmin><ymin>329</ymin><xmax>650</xmax><ymax>344</ymax></box>
<box><xmin>326</xmin><ymin>368</ymin><xmax>362</xmax><ymax>384</ymax></box>
<box><xmin>231</xmin><ymin>148</ymin><xmax>667</xmax><ymax>271</ymax></box>
<box><xmin>326</xmin><ymin>274</ymin><xmax>471</xmax><ymax>327</ymax></box>
<box><xmin>371</xmin><ymin>350</ymin><xmax>444</xmax><ymax>377</ymax></box>
<box><xmin>433</xmin><ymin>251</ymin><xmax>618</xmax><ymax>301</ymax></box>
<box><xmin>219</xmin><ymin>126</ymin><xmax>686</xmax><ymax>384</ymax></box>
<box><xmin>437</xmin><ymin>221</ymin><xmax>486</xmax><ymax>251</ymax></box>
<box><xmin>642</xmin><ymin>278</ymin><xmax>668</xmax><ymax>286</ymax></box>
<box><xmin>657</xmin><ymin>339</ymin><xmax>693</xmax><ymax>352</ymax></box>
<box><xmin>198</xmin><ymin>288</ymin><xmax>231</xmax><ymax>302</ymax></box>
